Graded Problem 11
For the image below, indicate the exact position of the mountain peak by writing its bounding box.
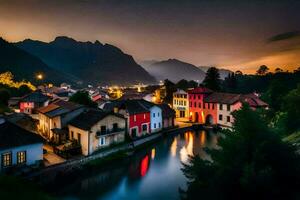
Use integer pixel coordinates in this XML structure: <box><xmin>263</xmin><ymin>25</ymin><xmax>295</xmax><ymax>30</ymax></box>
<box><xmin>54</xmin><ymin>36</ymin><xmax>77</xmax><ymax>43</ymax></box>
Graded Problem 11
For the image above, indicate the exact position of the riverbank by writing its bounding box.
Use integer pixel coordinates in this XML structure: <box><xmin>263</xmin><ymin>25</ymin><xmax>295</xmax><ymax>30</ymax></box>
<box><xmin>26</xmin><ymin>125</ymin><xmax>193</xmax><ymax>185</ymax></box>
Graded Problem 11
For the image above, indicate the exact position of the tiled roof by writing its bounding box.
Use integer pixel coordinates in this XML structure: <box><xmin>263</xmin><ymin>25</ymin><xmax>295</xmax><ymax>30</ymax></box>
<box><xmin>241</xmin><ymin>94</ymin><xmax>268</xmax><ymax>108</ymax></box>
<box><xmin>204</xmin><ymin>92</ymin><xmax>241</xmax><ymax>104</ymax></box>
<box><xmin>157</xmin><ymin>104</ymin><xmax>175</xmax><ymax>118</ymax></box>
<box><xmin>0</xmin><ymin>119</ymin><xmax>44</xmax><ymax>150</ymax></box>
<box><xmin>103</xmin><ymin>100</ymin><xmax>150</xmax><ymax>115</ymax></box>
<box><xmin>37</xmin><ymin>99</ymin><xmax>83</xmax><ymax>117</ymax></box>
<box><xmin>69</xmin><ymin>109</ymin><xmax>125</xmax><ymax>131</ymax></box>
<box><xmin>188</xmin><ymin>87</ymin><xmax>213</xmax><ymax>94</ymax></box>
<box><xmin>21</xmin><ymin>90</ymin><xmax>49</xmax><ymax>103</ymax></box>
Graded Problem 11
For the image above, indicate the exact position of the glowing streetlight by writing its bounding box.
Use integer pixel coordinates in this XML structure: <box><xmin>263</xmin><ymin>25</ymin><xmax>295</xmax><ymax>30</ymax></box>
<box><xmin>36</xmin><ymin>74</ymin><xmax>43</xmax><ymax>80</ymax></box>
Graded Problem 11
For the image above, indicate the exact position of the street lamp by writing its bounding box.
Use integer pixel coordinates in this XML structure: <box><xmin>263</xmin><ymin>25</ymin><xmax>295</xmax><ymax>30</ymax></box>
<box><xmin>36</xmin><ymin>74</ymin><xmax>43</xmax><ymax>80</ymax></box>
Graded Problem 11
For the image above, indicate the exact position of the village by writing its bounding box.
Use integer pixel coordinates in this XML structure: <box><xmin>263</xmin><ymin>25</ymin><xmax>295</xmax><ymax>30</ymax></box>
<box><xmin>0</xmin><ymin>80</ymin><xmax>268</xmax><ymax>176</ymax></box>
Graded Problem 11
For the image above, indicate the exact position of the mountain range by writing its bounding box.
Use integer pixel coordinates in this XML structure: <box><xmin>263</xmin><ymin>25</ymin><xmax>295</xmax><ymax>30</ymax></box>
<box><xmin>0</xmin><ymin>38</ymin><xmax>75</xmax><ymax>85</ymax></box>
<box><xmin>140</xmin><ymin>59</ymin><xmax>206</xmax><ymax>83</ymax></box>
<box><xmin>14</xmin><ymin>36</ymin><xmax>155</xmax><ymax>85</ymax></box>
<box><xmin>140</xmin><ymin>59</ymin><xmax>232</xmax><ymax>83</ymax></box>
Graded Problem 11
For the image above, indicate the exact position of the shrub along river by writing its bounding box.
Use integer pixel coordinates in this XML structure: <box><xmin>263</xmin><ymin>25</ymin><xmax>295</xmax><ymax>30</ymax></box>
<box><xmin>51</xmin><ymin>130</ymin><xmax>220</xmax><ymax>200</ymax></box>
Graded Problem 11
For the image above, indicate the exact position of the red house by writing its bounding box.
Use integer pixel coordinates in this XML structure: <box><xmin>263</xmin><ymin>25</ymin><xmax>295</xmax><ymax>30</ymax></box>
<box><xmin>19</xmin><ymin>90</ymin><xmax>50</xmax><ymax>114</ymax></box>
<box><xmin>188</xmin><ymin>87</ymin><xmax>217</xmax><ymax>124</ymax></box>
<box><xmin>104</xmin><ymin>100</ymin><xmax>151</xmax><ymax>138</ymax></box>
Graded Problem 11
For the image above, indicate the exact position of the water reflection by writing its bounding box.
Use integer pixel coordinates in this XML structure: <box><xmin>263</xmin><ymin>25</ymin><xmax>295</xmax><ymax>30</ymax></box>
<box><xmin>55</xmin><ymin>130</ymin><xmax>220</xmax><ymax>200</ymax></box>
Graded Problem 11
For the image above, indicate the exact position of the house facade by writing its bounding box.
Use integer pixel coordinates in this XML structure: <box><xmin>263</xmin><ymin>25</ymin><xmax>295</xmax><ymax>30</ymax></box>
<box><xmin>139</xmin><ymin>100</ymin><xmax>163</xmax><ymax>133</ymax></box>
<box><xmin>37</xmin><ymin>99</ymin><xmax>85</xmax><ymax>143</ymax></box>
<box><xmin>188</xmin><ymin>87</ymin><xmax>216</xmax><ymax>124</ymax></box>
<box><xmin>158</xmin><ymin>104</ymin><xmax>176</xmax><ymax>129</ymax></box>
<box><xmin>68</xmin><ymin>109</ymin><xmax>126</xmax><ymax>156</ymax></box>
<box><xmin>19</xmin><ymin>90</ymin><xmax>50</xmax><ymax>114</ymax></box>
<box><xmin>180</xmin><ymin>87</ymin><xmax>268</xmax><ymax>128</ymax></box>
<box><xmin>0</xmin><ymin>119</ymin><xmax>44</xmax><ymax>172</ymax></box>
<box><xmin>173</xmin><ymin>89</ymin><xmax>189</xmax><ymax>119</ymax></box>
<box><xmin>103</xmin><ymin>100</ymin><xmax>151</xmax><ymax>138</ymax></box>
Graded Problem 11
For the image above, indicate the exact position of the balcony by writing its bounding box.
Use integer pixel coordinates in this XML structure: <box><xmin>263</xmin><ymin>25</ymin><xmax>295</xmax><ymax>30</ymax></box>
<box><xmin>96</xmin><ymin>128</ymin><xmax>125</xmax><ymax>137</ymax></box>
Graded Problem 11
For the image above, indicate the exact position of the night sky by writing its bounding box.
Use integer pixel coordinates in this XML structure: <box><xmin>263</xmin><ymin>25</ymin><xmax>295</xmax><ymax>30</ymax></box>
<box><xmin>1</xmin><ymin>0</ymin><xmax>300</xmax><ymax>73</ymax></box>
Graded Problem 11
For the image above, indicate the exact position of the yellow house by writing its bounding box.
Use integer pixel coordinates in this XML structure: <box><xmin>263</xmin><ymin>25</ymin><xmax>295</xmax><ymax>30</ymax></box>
<box><xmin>37</xmin><ymin>99</ymin><xmax>85</xmax><ymax>143</ymax></box>
<box><xmin>173</xmin><ymin>89</ymin><xmax>189</xmax><ymax>119</ymax></box>
<box><xmin>68</xmin><ymin>109</ymin><xmax>126</xmax><ymax>156</ymax></box>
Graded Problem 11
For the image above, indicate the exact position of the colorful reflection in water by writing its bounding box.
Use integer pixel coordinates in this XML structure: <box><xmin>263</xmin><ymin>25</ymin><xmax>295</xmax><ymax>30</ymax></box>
<box><xmin>151</xmin><ymin>148</ymin><xmax>156</xmax><ymax>160</ymax></box>
<box><xmin>170</xmin><ymin>138</ymin><xmax>177</xmax><ymax>157</ymax></box>
<box><xmin>180</xmin><ymin>131</ymin><xmax>194</xmax><ymax>163</ymax></box>
<box><xmin>56</xmin><ymin>130</ymin><xmax>220</xmax><ymax>200</ymax></box>
<box><xmin>140</xmin><ymin>155</ymin><xmax>149</xmax><ymax>177</ymax></box>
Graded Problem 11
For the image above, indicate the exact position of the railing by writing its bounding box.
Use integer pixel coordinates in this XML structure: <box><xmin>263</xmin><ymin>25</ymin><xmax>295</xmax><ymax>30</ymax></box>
<box><xmin>96</xmin><ymin>128</ymin><xmax>125</xmax><ymax>137</ymax></box>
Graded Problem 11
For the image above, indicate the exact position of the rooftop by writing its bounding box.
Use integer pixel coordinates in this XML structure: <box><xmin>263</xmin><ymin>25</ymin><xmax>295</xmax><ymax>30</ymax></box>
<box><xmin>21</xmin><ymin>90</ymin><xmax>49</xmax><ymax>103</ymax></box>
<box><xmin>0</xmin><ymin>119</ymin><xmax>44</xmax><ymax>150</ymax></box>
<box><xmin>69</xmin><ymin>109</ymin><xmax>124</xmax><ymax>131</ymax></box>
<box><xmin>205</xmin><ymin>92</ymin><xmax>241</xmax><ymax>104</ymax></box>
<box><xmin>37</xmin><ymin>99</ymin><xmax>83</xmax><ymax>118</ymax></box>
<box><xmin>188</xmin><ymin>87</ymin><xmax>213</xmax><ymax>94</ymax></box>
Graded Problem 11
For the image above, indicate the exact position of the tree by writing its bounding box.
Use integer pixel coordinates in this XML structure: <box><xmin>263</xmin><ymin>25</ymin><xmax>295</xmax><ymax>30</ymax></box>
<box><xmin>224</xmin><ymin>72</ymin><xmax>237</xmax><ymax>92</ymax></box>
<box><xmin>69</xmin><ymin>91</ymin><xmax>97</xmax><ymax>108</ymax></box>
<box><xmin>202</xmin><ymin>67</ymin><xmax>221</xmax><ymax>91</ymax></box>
<box><xmin>181</xmin><ymin>105</ymin><xmax>300</xmax><ymax>200</ymax></box>
<box><xmin>163</xmin><ymin>79</ymin><xmax>176</xmax><ymax>104</ymax></box>
<box><xmin>0</xmin><ymin>89</ymin><xmax>10</xmax><ymax>105</ymax></box>
<box><xmin>283</xmin><ymin>84</ymin><xmax>300</xmax><ymax>133</ymax></box>
<box><xmin>256</xmin><ymin>65</ymin><xmax>269</xmax><ymax>75</ymax></box>
<box><xmin>275</xmin><ymin>67</ymin><xmax>283</xmax><ymax>73</ymax></box>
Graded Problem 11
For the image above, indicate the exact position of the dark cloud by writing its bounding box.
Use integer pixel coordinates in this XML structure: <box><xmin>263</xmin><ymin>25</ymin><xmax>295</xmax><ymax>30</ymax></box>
<box><xmin>267</xmin><ymin>31</ymin><xmax>300</xmax><ymax>43</ymax></box>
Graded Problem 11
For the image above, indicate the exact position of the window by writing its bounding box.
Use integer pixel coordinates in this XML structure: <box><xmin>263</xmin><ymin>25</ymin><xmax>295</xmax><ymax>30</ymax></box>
<box><xmin>194</xmin><ymin>102</ymin><xmax>196</xmax><ymax>107</ymax></box>
<box><xmin>154</xmin><ymin>123</ymin><xmax>156</xmax><ymax>128</ymax></box>
<box><xmin>101</xmin><ymin>126</ymin><xmax>107</xmax><ymax>134</ymax></box>
<box><xmin>174</xmin><ymin>100</ymin><xmax>176</xmax><ymax>105</ymax></box>
<box><xmin>219</xmin><ymin>114</ymin><xmax>223</xmax><ymax>121</ymax></box>
<box><xmin>113</xmin><ymin>123</ymin><xmax>118</xmax><ymax>131</ymax></box>
<box><xmin>71</xmin><ymin>131</ymin><xmax>74</xmax><ymax>140</ymax></box>
<box><xmin>144</xmin><ymin>114</ymin><xmax>146</xmax><ymax>119</ymax></box>
<box><xmin>153</xmin><ymin>113</ymin><xmax>155</xmax><ymax>118</ymax></box>
<box><xmin>77</xmin><ymin>133</ymin><xmax>81</xmax><ymax>145</ymax></box>
<box><xmin>1</xmin><ymin>152</ymin><xmax>12</xmax><ymax>168</ymax></box>
<box><xmin>142</xmin><ymin>124</ymin><xmax>148</xmax><ymax>132</ymax></box>
<box><xmin>131</xmin><ymin>128</ymin><xmax>137</xmax><ymax>138</ymax></box>
<box><xmin>227</xmin><ymin>116</ymin><xmax>231</xmax><ymax>122</ymax></box>
<box><xmin>203</xmin><ymin>103</ymin><xmax>206</xmax><ymax>109</ymax></box>
<box><xmin>184</xmin><ymin>101</ymin><xmax>186</xmax><ymax>106</ymax></box>
<box><xmin>208</xmin><ymin>103</ymin><xmax>210</xmax><ymax>109</ymax></box>
<box><xmin>134</xmin><ymin>115</ymin><xmax>136</xmax><ymax>122</ymax></box>
<box><xmin>159</xmin><ymin>123</ymin><xmax>161</xmax><ymax>128</ymax></box>
<box><xmin>99</xmin><ymin>137</ymin><xmax>106</xmax><ymax>146</ymax></box>
<box><xmin>220</xmin><ymin>104</ymin><xmax>223</xmax><ymax>110</ymax></box>
<box><xmin>54</xmin><ymin>122</ymin><xmax>57</xmax><ymax>128</ymax></box>
<box><xmin>212</xmin><ymin>104</ymin><xmax>215</xmax><ymax>110</ymax></box>
<box><xmin>198</xmin><ymin>102</ymin><xmax>201</xmax><ymax>108</ymax></box>
<box><xmin>190</xmin><ymin>102</ymin><xmax>192</xmax><ymax>107</ymax></box>
<box><xmin>17</xmin><ymin>151</ymin><xmax>26</xmax><ymax>165</ymax></box>
<box><xmin>227</xmin><ymin>104</ymin><xmax>231</xmax><ymax>111</ymax></box>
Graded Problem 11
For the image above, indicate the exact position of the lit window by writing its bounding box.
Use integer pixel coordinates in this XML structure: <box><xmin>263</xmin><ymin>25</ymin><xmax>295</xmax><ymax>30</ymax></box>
<box><xmin>144</xmin><ymin>114</ymin><xmax>146</xmax><ymax>119</ymax></box>
<box><xmin>134</xmin><ymin>115</ymin><xmax>137</xmax><ymax>122</ymax></box>
<box><xmin>1</xmin><ymin>152</ymin><xmax>12</xmax><ymax>168</ymax></box>
<box><xmin>99</xmin><ymin>137</ymin><xmax>106</xmax><ymax>146</ymax></box>
<box><xmin>17</xmin><ymin>151</ymin><xmax>26</xmax><ymax>165</ymax></box>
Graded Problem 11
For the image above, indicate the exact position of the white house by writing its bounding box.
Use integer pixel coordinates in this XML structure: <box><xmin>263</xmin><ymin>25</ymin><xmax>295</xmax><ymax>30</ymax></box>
<box><xmin>139</xmin><ymin>100</ymin><xmax>163</xmax><ymax>133</ymax></box>
<box><xmin>0</xmin><ymin>119</ymin><xmax>44</xmax><ymax>172</ymax></box>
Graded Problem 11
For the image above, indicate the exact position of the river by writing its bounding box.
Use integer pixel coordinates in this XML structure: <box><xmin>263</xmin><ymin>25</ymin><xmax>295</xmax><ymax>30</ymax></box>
<box><xmin>53</xmin><ymin>130</ymin><xmax>220</xmax><ymax>200</ymax></box>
